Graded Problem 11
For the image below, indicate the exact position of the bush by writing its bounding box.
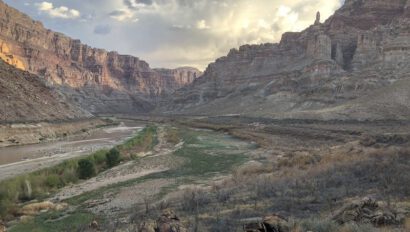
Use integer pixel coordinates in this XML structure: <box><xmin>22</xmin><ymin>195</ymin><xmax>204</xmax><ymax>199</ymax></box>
<box><xmin>93</xmin><ymin>150</ymin><xmax>108</xmax><ymax>166</ymax></box>
<box><xmin>46</xmin><ymin>175</ymin><xmax>61</xmax><ymax>188</ymax></box>
<box><xmin>77</xmin><ymin>159</ymin><xmax>96</xmax><ymax>179</ymax></box>
<box><xmin>300</xmin><ymin>218</ymin><xmax>339</xmax><ymax>232</ymax></box>
<box><xmin>106</xmin><ymin>148</ymin><xmax>121</xmax><ymax>167</ymax></box>
<box><xmin>165</xmin><ymin>128</ymin><xmax>180</xmax><ymax>145</ymax></box>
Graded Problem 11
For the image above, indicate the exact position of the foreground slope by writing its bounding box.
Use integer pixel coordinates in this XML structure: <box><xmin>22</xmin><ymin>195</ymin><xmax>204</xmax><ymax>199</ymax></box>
<box><xmin>0</xmin><ymin>61</ymin><xmax>89</xmax><ymax>123</ymax></box>
<box><xmin>164</xmin><ymin>0</ymin><xmax>410</xmax><ymax>120</ymax></box>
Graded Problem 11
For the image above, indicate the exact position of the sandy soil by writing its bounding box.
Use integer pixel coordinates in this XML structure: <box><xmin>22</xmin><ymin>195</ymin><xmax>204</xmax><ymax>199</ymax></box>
<box><xmin>51</xmin><ymin>126</ymin><xmax>184</xmax><ymax>204</ymax></box>
<box><xmin>0</xmin><ymin>121</ymin><xmax>143</xmax><ymax>181</ymax></box>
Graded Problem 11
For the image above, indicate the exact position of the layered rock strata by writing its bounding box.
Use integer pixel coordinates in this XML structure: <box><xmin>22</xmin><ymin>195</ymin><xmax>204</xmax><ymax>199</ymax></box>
<box><xmin>163</xmin><ymin>0</ymin><xmax>410</xmax><ymax>120</ymax></box>
<box><xmin>0</xmin><ymin>1</ymin><xmax>201</xmax><ymax>114</ymax></box>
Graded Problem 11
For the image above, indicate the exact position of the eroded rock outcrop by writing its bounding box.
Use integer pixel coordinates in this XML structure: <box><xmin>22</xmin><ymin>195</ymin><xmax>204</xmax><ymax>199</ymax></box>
<box><xmin>162</xmin><ymin>0</ymin><xmax>410</xmax><ymax>120</ymax></box>
<box><xmin>139</xmin><ymin>209</ymin><xmax>187</xmax><ymax>232</ymax></box>
<box><xmin>0</xmin><ymin>1</ymin><xmax>201</xmax><ymax>114</ymax></box>
<box><xmin>0</xmin><ymin>60</ymin><xmax>90</xmax><ymax>123</ymax></box>
<box><xmin>0</xmin><ymin>220</ymin><xmax>5</xmax><ymax>232</ymax></box>
<box><xmin>243</xmin><ymin>214</ymin><xmax>288</xmax><ymax>232</ymax></box>
<box><xmin>332</xmin><ymin>198</ymin><xmax>406</xmax><ymax>226</ymax></box>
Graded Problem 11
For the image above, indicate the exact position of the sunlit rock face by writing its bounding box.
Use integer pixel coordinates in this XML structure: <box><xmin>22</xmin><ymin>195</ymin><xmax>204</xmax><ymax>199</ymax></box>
<box><xmin>162</xmin><ymin>0</ymin><xmax>410</xmax><ymax>120</ymax></box>
<box><xmin>0</xmin><ymin>1</ymin><xmax>201</xmax><ymax>114</ymax></box>
<box><xmin>0</xmin><ymin>40</ymin><xmax>25</xmax><ymax>70</ymax></box>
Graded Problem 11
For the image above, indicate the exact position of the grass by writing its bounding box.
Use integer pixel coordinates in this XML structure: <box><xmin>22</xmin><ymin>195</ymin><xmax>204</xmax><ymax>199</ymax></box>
<box><xmin>6</xmin><ymin>125</ymin><xmax>251</xmax><ymax>231</ymax></box>
<box><xmin>65</xmin><ymin>127</ymin><xmax>251</xmax><ymax>206</ymax></box>
<box><xmin>9</xmin><ymin>211</ymin><xmax>95</xmax><ymax>232</ymax></box>
<box><xmin>118</xmin><ymin>125</ymin><xmax>158</xmax><ymax>158</ymax></box>
<box><xmin>164</xmin><ymin>127</ymin><xmax>181</xmax><ymax>145</ymax></box>
<box><xmin>0</xmin><ymin>125</ymin><xmax>158</xmax><ymax>221</ymax></box>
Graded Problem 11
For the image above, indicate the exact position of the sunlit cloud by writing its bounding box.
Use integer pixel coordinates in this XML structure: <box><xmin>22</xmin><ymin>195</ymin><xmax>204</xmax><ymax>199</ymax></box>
<box><xmin>36</xmin><ymin>2</ymin><xmax>80</xmax><ymax>19</ymax></box>
<box><xmin>109</xmin><ymin>9</ymin><xmax>138</xmax><ymax>22</ymax></box>
<box><xmin>7</xmin><ymin>0</ymin><xmax>343</xmax><ymax>70</ymax></box>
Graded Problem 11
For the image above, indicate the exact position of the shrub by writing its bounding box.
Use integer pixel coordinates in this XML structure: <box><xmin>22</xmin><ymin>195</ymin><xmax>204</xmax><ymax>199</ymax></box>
<box><xmin>118</xmin><ymin>126</ymin><xmax>158</xmax><ymax>152</ymax></box>
<box><xmin>106</xmin><ymin>148</ymin><xmax>121</xmax><ymax>167</ymax></box>
<box><xmin>77</xmin><ymin>159</ymin><xmax>96</xmax><ymax>179</ymax></box>
<box><xmin>300</xmin><ymin>218</ymin><xmax>339</xmax><ymax>232</ymax></box>
<box><xmin>165</xmin><ymin>128</ymin><xmax>180</xmax><ymax>144</ymax></box>
<box><xmin>46</xmin><ymin>175</ymin><xmax>61</xmax><ymax>188</ymax></box>
<box><xmin>61</xmin><ymin>168</ymin><xmax>78</xmax><ymax>184</ymax></box>
<box><xmin>337</xmin><ymin>223</ymin><xmax>376</xmax><ymax>232</ymax></box>
<box><xmin>93</xmin><ymin>150</ymin><xmax>108</xmax><ymax>165</ymax></box>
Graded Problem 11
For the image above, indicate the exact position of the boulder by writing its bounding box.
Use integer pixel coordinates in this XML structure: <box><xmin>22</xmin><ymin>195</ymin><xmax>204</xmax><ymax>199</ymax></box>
<box><xmin>156</xmin><ymin>209</ymin><xmax>187</xmax><ymax>232</ymax></box>
<box><xmin>89</xmin><ymin>220</ymin><xmax>99</xmax><ymax>231</ymax></box>
<box><xmin>243</xmin><ymin>214</ymin><xmax>288</xmax><ymax>232</ymax></box>
<box><xmin>0</xmin><ymin>220</ymin><xmax>5</xmax><ymax>232</ymax></box>
<box><xmin>332</xmin><ymin>198</ymin><xmax>402</xmax><ymax>226</ymax></box>
<box><xmin>20</xmin><ymin>201</ymin><xmax>68</xmax><ymax>216</ymax></box>
<box><xmin>139</xmin><ymin>209</ymin><xmax>187</xmax><ymax>232</ymax></box>
<box><xmin>138</xmin><ymin>219</ymin><xmax>157</xmax><ymax>232</ymax></box>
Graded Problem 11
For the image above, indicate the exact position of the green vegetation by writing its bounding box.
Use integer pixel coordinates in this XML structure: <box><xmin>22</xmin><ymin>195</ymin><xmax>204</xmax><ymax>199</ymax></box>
<box><xmin>0</xmin><ymin>125</ymin><xmax>158</xmax><ymax>221</ymax></box>
<box><xmin>106</xmin><ymin>148</ymin><xmax>121</xmax><ymax>167</ymax></box>
<box><xmin>118</xmin><ymin>125</ymin><xmax>158</xmax><ymax>152</ymax></box>
<box><xmin>9</xmin><ymin>211</ymin><xmax>95</xmax><ymax>232</ymax></box>
<box><xmin>164</xmin><ymin>127</ymin><xmax>180</xmax><ymax>145</ymax></box>
<box><xmin>65</xmin><ymin>128</ymin><xmax>250</xmax><ymax>206</ymax></box>
<box><xmin>77</xmin><ymin>159</ymin><xmax>96</xmax><ymax>179</ymax></box>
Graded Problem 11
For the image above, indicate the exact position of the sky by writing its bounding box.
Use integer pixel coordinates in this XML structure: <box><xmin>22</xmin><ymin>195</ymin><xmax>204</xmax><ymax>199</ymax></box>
<box><xmin>4</xmin><ymin>0</ymin><xmax>343</xmax><ymax>70</ymax></box>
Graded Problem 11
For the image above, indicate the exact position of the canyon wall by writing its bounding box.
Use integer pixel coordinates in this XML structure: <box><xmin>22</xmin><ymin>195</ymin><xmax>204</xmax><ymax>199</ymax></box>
<box><xmin>0</xmin><ymin>60</ymin><xmax>90</xmax><ymax>123</ymax></box>
<box><xmin>162</xmin><ymin>0</ymin><xmax>410</xmax><ymax>120</ymax></box>
<box><xmin>0</xmin><ymin>1</ymin><xmax>201</xmax><ymax>114</ymax></box>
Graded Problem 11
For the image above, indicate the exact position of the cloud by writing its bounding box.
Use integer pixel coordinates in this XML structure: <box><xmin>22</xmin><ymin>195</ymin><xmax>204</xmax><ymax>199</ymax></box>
<box><xmin>36</xmin><ymin>2</ymin><xmax>80</xmax><ymax>19</ymax></box>
<box><xmin>124</xmin><ymin>0</ymin><xmax>153</xmax><ymax>9</ymax></box>
<box><xmin>109</xmin><ymin>9</ymin><xmax>138</xmax><ymax>22</ymax></box>
<box><xmin>196</xmin><ymin>20</ymin><xmax>210</xmax><ymax>30</ymax></box>
<box><xmin>14</xmin><ymin>0</ymin><xmax>343</xmax><ymax>69</ymax></box>
<box><xmin>133</xmin><ymin>0</ymin><xmax>342</xmax><ymax>69</ymax></box>
<box><xmin>94</xmin><ymin>25</ymin><xmax>111</xmax><ymax>35</ymax></box>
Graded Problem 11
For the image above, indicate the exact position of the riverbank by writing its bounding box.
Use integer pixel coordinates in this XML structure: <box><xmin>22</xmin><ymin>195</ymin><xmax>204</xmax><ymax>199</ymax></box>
<box><xmin>0</xmin><ymin>125</ymin><xmax>158</xmax><ymax>223</ymax></box>
<box><xmin>0</xmin><ymin>118</ymin><xmax>110</xmax><ymax>148</ymax></box>
<box><xmin>0</xmin><ymin>120</ymin><xmax>145</xmax><ymax>181</ymax></box>
<box><xmin>3</xmin><ymin>117</ymin><xmax>410</xmax><ymax>231</ymax></box>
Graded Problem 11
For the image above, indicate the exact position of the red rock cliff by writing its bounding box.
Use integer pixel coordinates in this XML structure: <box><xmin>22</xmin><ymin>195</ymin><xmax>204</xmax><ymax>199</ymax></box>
<box><xmin>0</xmin><ymin>0</ymin><xmax>201</xmax><ymax>113</ymax></box>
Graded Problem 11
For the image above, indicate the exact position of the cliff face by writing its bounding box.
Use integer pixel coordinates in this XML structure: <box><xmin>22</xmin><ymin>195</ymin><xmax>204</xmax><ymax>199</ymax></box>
<box><xmin>0</xmin><ymin>1</ymin><xmax>201</xmax><ymax>114</ymax></box>
<box><xmin>0</xmin><ymin>60</ymin><xmax>90</xmax><ymax>123</ymax></box>
<box><xmin>163</xmin><ymin>0</ymin><xmax>410</xmax><ymax>120</ymax></box>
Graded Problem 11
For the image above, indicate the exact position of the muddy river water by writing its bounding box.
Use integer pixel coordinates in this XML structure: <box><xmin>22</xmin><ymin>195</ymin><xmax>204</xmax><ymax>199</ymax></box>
<box><xmin>0</xmin><ymin>121</ymin><xmax>145</xmax><ymax>181</ymax></box>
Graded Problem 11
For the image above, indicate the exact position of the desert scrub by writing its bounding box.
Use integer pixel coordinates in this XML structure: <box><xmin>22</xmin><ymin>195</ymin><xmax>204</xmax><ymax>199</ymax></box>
<box><xmin>118</xmin><ymin>125</ymin><xmax>158</xmax><ymax>157</ymax></box>
<box><xmin>106</xmin><ymin>148</ymin><xmax>121</xmax><ymax>167</ymax></box>
<box><xmin>8</xmin><ymin>211</ymin><xmax>95</xmax><ymax>232</ymax></box>
<box><xmin>0</xmin><ymin>125</ymin><xmax>160</xmax><ymax>221</ymax></box>
<box><xmin>77</xmin><ymin>159</ymin><xmax>96</xmax><ymax>179</ymax></box>
<box><xmin>164</xmin><ymin>127</ymin><xmax>181</xmax><ymax>145</ymax></box>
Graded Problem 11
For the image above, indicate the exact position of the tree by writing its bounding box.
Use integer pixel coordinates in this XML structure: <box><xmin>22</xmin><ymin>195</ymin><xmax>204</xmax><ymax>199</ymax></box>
<box><xmin>106</xmin><ymin>148</ymin><xmax>121</xmax><ymax>168</ymax></box>
<box><xmin>78</xmin><ymin>159</ymin><xmax>96</xmax><ymax>179</ymax></box>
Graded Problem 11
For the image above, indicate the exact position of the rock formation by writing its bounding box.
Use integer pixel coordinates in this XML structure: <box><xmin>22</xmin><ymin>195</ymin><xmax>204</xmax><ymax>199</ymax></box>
<box><xmin>138</xmin><ymin>209</ymin><xmax>187</xmax><ymax>232</ymax></box>
<box><xmin>243</xmin><ymin>214</ymin><xmax>288</xmax><ymax>232</ymax></box>
<box><xmin>0</xmin><ymin>220</ymin><xmax>5</xmax><ymax>232</ymax></box>
<box><xmin>0</xmin><ymin>60</ymin><xmax>89</xmax><ymax>123</ymax></box>
<box><xmin>0</xmin><ymin>0</ymin><xmax>201</xmax><ymax>114</ymax></box>
<box><xmin>332</xmin><ymin>198</ymin><xmax>405</xmax><ymax>226</ymax></box>
<box><xmin>306</xmin><ymin>33</ymin><xmax>332</xmax><ymax>60</ymax></box>
<box><xmin>314</xmin><ymin>11</ymin><xmax>321</xmax><ymax>25</ymax></box>
<box><xmin>161</xmin><ymin>0</ymin><xmax>410</xmax><ymax>120</ymax></box>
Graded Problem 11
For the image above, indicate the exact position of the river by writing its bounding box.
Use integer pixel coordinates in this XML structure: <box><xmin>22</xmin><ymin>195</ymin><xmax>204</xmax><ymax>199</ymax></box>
<box><xmin>0</xmin><ymin>120</ymin><xmax>144</xmax><ymax>181</ymax></box>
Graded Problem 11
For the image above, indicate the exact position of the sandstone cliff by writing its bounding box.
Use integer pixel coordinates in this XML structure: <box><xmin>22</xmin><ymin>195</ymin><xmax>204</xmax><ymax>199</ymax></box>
<box><xmin>0</xmin><ymin>60</ymin><xmax>90</xmax><ymax>123</ymax></box>
<box><xmin>0</xmin><ymin>1</ymin><xmax>201</xmax><ymax>114</ymax></box>
<box><xmin>163</xmin><ymin>0</ymin><xmax>410</xmax><ymax>120</ymax></box>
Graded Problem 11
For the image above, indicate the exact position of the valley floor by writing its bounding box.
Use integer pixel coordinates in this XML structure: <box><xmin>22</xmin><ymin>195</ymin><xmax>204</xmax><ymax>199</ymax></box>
<box><xmin>3</xmin><ymin>116</ymin><xmax>410</xmax><ymax>231</ymax></box>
